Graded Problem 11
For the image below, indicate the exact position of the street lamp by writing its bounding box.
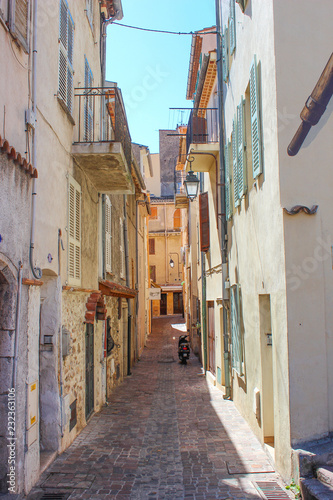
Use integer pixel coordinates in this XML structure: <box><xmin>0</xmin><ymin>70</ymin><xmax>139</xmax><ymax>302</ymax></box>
<box><xmin>184</xmin><ymin>155</ymin><xmax>199</xmax><ymax>201</ymax></box>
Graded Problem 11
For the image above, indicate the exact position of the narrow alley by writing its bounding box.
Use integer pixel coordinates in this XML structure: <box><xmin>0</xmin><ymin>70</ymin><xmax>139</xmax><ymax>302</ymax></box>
<box><xmin>28</xmin><ymin>317</ymin><xmax>287</xmax><ymax>500</ymax></box>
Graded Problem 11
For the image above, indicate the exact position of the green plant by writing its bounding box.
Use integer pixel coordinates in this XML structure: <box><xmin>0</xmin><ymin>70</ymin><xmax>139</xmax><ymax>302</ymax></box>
<box><xmin>285</xmin><ymin>479</ymin><xmax>301</xmax><ymax>499</ymax></box>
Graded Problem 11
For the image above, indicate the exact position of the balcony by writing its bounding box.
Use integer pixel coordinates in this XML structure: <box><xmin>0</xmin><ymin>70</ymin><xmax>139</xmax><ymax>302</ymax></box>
<box><xmin>185</xmin><ymin>107</ymin><xmax>219</xmax><ymax>172</ymax></box>
<box><xmin>72</xmin><ymin>86</ymin><xmax>134</xmax><ymax>194</ymax></box>
<box><xmin>174</xmin><ymin>168</ymin><xmax>189</xmax><ymax>208</ymax></box>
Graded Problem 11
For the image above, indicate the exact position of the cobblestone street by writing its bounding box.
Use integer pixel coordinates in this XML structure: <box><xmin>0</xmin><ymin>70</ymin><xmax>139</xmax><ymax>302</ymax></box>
<box><xmin>28</xmin><ymin>317</ymin><xmax>287</xmax><ymax>499</ymax></box>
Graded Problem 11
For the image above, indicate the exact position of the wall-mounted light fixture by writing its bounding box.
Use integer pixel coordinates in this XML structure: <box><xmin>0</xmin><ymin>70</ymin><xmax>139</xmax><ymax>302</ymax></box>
<box><xmin>184</xmin><ymin>155</ymin><xmax>199</xmax><ymax>201</ymax></box>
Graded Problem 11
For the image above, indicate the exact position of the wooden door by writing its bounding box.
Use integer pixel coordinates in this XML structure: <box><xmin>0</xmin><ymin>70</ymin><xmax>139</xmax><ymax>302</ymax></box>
<box><xmin>85</xmin><ymin>323</ymin><xmax>94</xmax><ymax>418</ymax></box>
<box><xmin>207</xmin><ymin>301</ymin><xmax>215</xmax><ymax>375</ymax></box>
<box><xmin>160</xmin><ymin>293</ymin><xmax>167</xmax><ymax>315</ymax></box>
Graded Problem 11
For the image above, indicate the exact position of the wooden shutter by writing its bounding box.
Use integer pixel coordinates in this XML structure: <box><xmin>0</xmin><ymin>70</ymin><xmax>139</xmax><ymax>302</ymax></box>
<box><xmin>250</xmin><ymin>55</ymin><xmax>263</xmax><ymax>178</ymax></box>
<box><xmin>149</xmin><ymin>238</ymin><xmax>155</xmax><ymax>255</ymax></box>
<box><xmin>105</xmin><ymin>195</ymin><xmax>112</xmax><ymax>273</ymax></box>
<box><xmin>10</xmin><ymin>0</ymin><xmax>29</xmax><ymax>51</ymax></box>
<box><xmin>68</xmin><ymin>177</ymin><xmax>81</xmax><ymax>285</ymax></box>
<box><xmin>150</xmin><ymin>207</ymin><xmax>158</xmax><ymax>219</ymax></box>
<box><xmin>232</xmin><ymin>118</ymin><xmax>239</xmax><ymax>207</ymax></box>
<box><xmin>120</xmin><ymin>218</ymin><xmax>125</xmax><ymax>278</ymax></box>
<box><xmin>225</xmin><ymin>141</ymin><xmax>232</xmax><ymax>220</ymax></box>
<box><xmin>58</xmin><ymin>0</ymin><xmax>74</xmax><ymax>114</ymax></box>
<box><xmin>229</xmin><ymin>0</ymin><xmax>236</xmax><ymax>55</ymax></box>
<box><xmin>174</xmin><ymin>209</ymin><xmax>181</xmax><ymax>229</ymax></box>
<box><xmin>199</xmin><ymin>192</ymin><xmax>210</xmax><ymax>253</ymax></box>
<box><xmin>237</xmin><ymin>97</ymin><xmax>247</xmax><ymax>198</ymax></box>
<box><xmin>150</xmin><ymin>265</ymin><xmax>156</xmax><ymax>282</ymax></box>
<box><xmin>230</xmin><ymin>284</ymin><xmax>243</xmax><ymax>375</ymax></box>
<box><xmin>222</xmin><ymin>28</ymin><xmax>229</xmax><ymax>82</ymax></box>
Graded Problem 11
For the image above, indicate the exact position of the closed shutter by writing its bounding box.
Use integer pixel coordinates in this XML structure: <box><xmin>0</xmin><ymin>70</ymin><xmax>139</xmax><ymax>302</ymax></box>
<box><xmin>149</xmin><ymin>238</ymin><xmax>155</xmax><ymax>255</ymax></box>
<box><xmin>230</xmin><ymin>284</ymin><xmax>243</xmax><ymax>375</ymax></box>
<box><xmin>250</xmin><ymin>55</ymin><xmax>263</xmax><ymax>178</ymax></box>
<box><xmin>225</xmin><ymin>141</ymin><xmax>232</xmax><ymax>220</ymax></box>
<box><xmin>84</xmin><ymin>58</ymin><xmax>94</xmax><ymax>141</ymax></box>
<box><xmin>150</xmin><ymin>265</ymin><xmax>156</xmax><ymax>283</ymax></box>
<box><xmin>120</xmin><ymin>218</ymin><xmax>125</xmax><ymax>278</ymax></box>
<box><xmin>199</xmin><ymin>192</ymin><xmax>210</xmax><ymax>253</ymax></box>
<box><xmin>105</xmin><ymin>195</ymin><xmax>112</xmax><ymax>273</ymax></box>
<box><xmin>68</xmin><ymin>177</ymin><xmax>81</xmax><ymax>286</ymax></box>
<box><xmin>232</xmin><ymin>118</ymin><xmax>239</xmax><ymax>207</ymax></box>
<box><xmin>229</xmin><ymin>0</ymin><xmax>236</xmax><ymax>54</ymax></box>
<box><xmin>86</xmin><ymin>0</ymin><xmax>93</xmax><ymax>27</ymax></box>
<box><xmin>174</xmin><ymin>209</ymin><xmax>181</xmax><ymax>229</ymax></box>
<box><xmin>222</xmin><ymin>28</ymin><xmax>229</xmax><ymax>82</ymax></box>
<box><xmin>9</xmin><ymin>0</ymin><xmax>29</xmax><ymax>52</ymax></box>
<box><xmin>58</xmin><ymin>0</ymin><xmax>74</xmax><ymax>115</ymax></box>
<box><xmin>237</xmin><ymin>97</ymin><xmax>247</xmax><ymax>198</ymax></box>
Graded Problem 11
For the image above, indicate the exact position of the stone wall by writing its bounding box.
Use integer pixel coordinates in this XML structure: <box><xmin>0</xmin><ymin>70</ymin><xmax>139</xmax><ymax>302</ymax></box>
<box><xmin>159</xmin><ymin>130</ymin><xmax>179</xmax><ymax>197</ymax></box>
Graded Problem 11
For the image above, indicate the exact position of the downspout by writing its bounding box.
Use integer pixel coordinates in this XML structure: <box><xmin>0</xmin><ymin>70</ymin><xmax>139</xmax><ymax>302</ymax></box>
<box><xmin>200</xmin><ymin>173</ymin><xmax>208</xmax><ymax>371</ymax></box>
<box><xmin>123</xmin><ymin>195</ymin><xmax>131</xmax><ymax>375</ymax></box>
<box><xmin>29</xmin><ymin>0</ymin><xmax>42</xmax><ymax>280</ymax></box>
<box><xmin>165</xmin><ymin>203</ymin><xmax>168</xmax><ymax>283</ymax></box>
<box><xmin>12</xmin><ymin>262</ymin><xmax>23</xmax><ymax>391</ymax></box>
<box><xmin>215</xmin><ymin>0</ymin><xmax>231</xmax><ymax>399</ymax></box>
<box><xmin>135</xmin><ymin>200</ymin><xmax>139</xmax><ymax>358</ymax></box>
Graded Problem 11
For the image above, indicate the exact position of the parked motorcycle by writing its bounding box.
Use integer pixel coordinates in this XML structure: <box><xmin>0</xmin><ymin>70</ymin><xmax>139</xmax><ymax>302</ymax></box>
<box><xmin>178</xmin><ymin>334</ymin><xmax>190</xmax><ymax>364</ymax></box>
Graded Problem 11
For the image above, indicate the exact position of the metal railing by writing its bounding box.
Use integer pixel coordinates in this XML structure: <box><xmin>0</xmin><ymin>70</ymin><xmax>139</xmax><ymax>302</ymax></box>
<box><xmin>186</xmin><ymin>108</ymin><xmax>219</xmax><ymax>152</ymax></box>
<box><xmin>73</xmin><ymin>86</ymin><xmax>131</xmax><ymax>168</ymax></box>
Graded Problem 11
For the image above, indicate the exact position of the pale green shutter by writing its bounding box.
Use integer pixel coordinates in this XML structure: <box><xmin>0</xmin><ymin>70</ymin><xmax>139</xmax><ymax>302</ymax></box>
<box><xmin>229</xmin><ymin>0</ymin><xmax>236</xmax><ymax>54</ymax></box>
<box><xmin>224</xmin><ymin>141</ymin><xmax>232</xmax><ymax>220</ymax></box>
<box><xmin>237</xmin><ymin>97</ymin><xmax>247</xmax><ymax>198</ymax></box>
<box><xmin>68</xmin><ymin>177</ymin><xmax>81</xmax><ymax>286</ymax></box>
<box><xmin>222</xmin><ymin>28</ymin><xmax>229</xmax><ymax>82</ymax></box>
<box><xmin>250</xmin><ymin>55</ymin><xmax>262</xmax><ymax>178</ymax></box>
<box><xmin>105</xmin><ymin>196</ymin><xmax>112</xmax><ymax>273</ymax></box>
<box><xmin>231</xmin><ymin>284</ymin><xmax>242</xmax><ymax>375</ymax></box>
<box><xmin>232</xmin><ymin>118</ymin><xmax>239</xmax><ymax>207</ymax></box>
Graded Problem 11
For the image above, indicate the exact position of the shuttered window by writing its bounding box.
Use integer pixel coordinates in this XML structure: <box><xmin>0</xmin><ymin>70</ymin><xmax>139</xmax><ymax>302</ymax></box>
<box><xmin>232</xmin><ymin>118</ymin><xmax>239</xmax><ymax>207</ymax></box>
<box><xmin>199</xmin><ymin>192</ymin><xmax>210</xmax><ymax>253</ymax></box>
<box><xmin>120</xmin><ymin>218</ymin><xmax>125</xmax><ymax>279</ymax></box>
<box><xmin>9</xmin><ymin>0</ymin><xmax>29</xmax><ymax>52</ymax></box>
<box><xmin>250</xmin><ymin>55</ymin><xmax>263</xmax><ymax>178</ymax></box>
<box><xmin>105</xmin><ymin>195</ymin><xmax>112</xmax><ymax>273</ymax></box>
<box><xmin>222</xmin><ymin>28</ymin><xmax>229</xmax><ymax>83</ymax></box>
<box><xmin>149</xmin><ymin>238</ymin><xmax>155</xmax><ymax>255</ymax></box>
<box><xmin>58</xmin><ymin>0</ymin><xmax>74</xmax><ymax>115</ymax></box>
<box><xmin>237</xmin><ymin>97</ymin><xmax>247</xmax><ymax>197</ymax></box>
<box><xmin>150</xmin><ymin>207</ymin><xmax>158</xmax><ymax>219</ymax></box>
<box><xmin>229</xmin><ymin>0</ymin><xmax>236</xmax><ymax>55</ymax></box>
<box><xmin>68</xmin><ymin>176</ymin><xmax>81</xmax><ymax>286</ymax></box>
<box><xmin>174</xmin><ymin>209</ymin><xmax>181</xmax><ymax>230</ymax></box>
<box><xmin>225</xmin><ymin>141</ymin><xmax>232</xmax><ymax>220</ymax></box>
<box><xmin>230</xmin><ymin>284</ymin><xmax>243</xmax><ymax>375</ymax></box>
<box><xmin>84</xmin><ymin>57</ymin><xmax>93</xmax><ymax>141</ymax></box>
<box><xmin>150</xmin><ymin>265</ymin><xmax>156</xmax><ymax>283</ymax></box>
<box><xmin>86</xmin><ymin>0</ymin><xmax>93</xmax><ymax>28</ymax></box>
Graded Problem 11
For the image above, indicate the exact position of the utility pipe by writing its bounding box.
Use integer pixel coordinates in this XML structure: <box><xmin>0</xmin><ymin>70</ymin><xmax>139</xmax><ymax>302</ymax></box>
<box><xmin>29</xmin><ymin>0</ymin><xmax>42</xmax><ymax>280</ymax></box>
<box><xmin>123</xmin><ymin>195</ymin><xmax>131</xmax><ymax>375</ymax></box>
<box><xmin>215</xmin><ymin>0</ymin><xmax>231</xmax><ymax>399</ymax></box>
<box><xmin>12</xmin><ymin>262</ymin><xmax>23</xmax><ymax>391</ymax></box>
<box><xmin>135</xmin><ymin>200</ymin><xmax>139</xmax><ymax>359</ymax></box>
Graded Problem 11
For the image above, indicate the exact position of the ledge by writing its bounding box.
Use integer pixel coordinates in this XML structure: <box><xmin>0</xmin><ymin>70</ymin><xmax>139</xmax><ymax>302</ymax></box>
<box><xmin>22</xmin><ymin>278</ymin><xmax>43</xmax><ymax>286</ymax></box>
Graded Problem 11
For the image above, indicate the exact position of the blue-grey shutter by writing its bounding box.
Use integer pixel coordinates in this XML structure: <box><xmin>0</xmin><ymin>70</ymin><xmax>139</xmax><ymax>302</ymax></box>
<box><xmin>237</xmin><ymin>97</ymin><xmax>247</xmax><ymax>197</ymax></box>
<box><xmin>225</xmin><ymin>141</ymin><xmax>232</xmax><ymax>220</ymax></box>
<box><xmin>84</xmin><ymin>58</ymin><xmax>93</xmax><ymax>141</ymax></box>
<box><xmin>58</xmin><ymin>0</ymin><xmax>74</xmax><ymax>114</ymax></box>
<box><xmin>250</xmin><ymin>55</ymin><xmax>263</xmax><ymax>178</ymax></box>
<box><xmin>230</xmin><ymin>284</ymin><xmax>242</xmax><ymax>375</ymax></box>
<box><xmin>229</xmin><ymin>0</ymin><xmax>236</xmax><ymax>55</ymax></box>
<box><xmin>222</xmin><ymin>29</ymin><xmax>229</xmax><ymax>82</ymax></box>
<box><xmin>232</xmin><ymin>118</ymin><xmax>239</xmax><ymax>207</ymax></box>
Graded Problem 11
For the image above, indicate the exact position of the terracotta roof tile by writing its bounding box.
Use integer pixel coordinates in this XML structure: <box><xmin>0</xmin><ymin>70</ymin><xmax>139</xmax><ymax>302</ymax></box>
<box><xmin>0</xmin><ymin>135</ymin><xmax>38</xmax><ymax>178</ymax></box>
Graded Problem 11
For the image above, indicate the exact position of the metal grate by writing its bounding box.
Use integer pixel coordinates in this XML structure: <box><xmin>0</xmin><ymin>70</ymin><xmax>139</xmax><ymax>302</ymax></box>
<box><xmin>40</xmin><ymin>493</ymin><xmax>70</xmax><ymax>500</ymax></box>
<box><xmin>253</xmin><ymin>481</ymin><xmax>291</xmax><ymax>500</ymax></box>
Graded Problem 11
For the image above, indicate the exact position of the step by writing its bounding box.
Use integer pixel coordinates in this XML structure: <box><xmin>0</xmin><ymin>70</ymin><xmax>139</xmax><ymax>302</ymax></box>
<box><xmin>317</xmin><ymin>466</ymin><xmax>333</xmax><ymax>488</ymax></box>
<box><xmin>300</xmin><ymin>477</ymin><xmax>333</xmax><ymax>500</ymax></box>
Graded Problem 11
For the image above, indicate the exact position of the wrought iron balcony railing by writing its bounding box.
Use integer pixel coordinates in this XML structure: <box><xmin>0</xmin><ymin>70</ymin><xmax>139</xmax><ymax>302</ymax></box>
<box><xmin>73</xmin><ymin>86</ymin><xmax>131</xmax><ymax>169</ymax></box>
<box><xmin>186</xmin><ymin>108</ymin><xmax>219</xmax><ymax>152</ymax></box>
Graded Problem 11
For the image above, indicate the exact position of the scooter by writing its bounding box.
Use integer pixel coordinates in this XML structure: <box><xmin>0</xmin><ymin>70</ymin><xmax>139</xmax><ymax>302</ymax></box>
<box><xmin>178</xmin><ymin>334</ymin><xmax>190</xmax><ymax>364</ymax></box>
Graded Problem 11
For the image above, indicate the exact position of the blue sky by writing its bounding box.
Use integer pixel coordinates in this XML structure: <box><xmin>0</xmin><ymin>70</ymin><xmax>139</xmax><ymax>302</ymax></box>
<box><xmin>106</xmin><ymin>1</ymin><xmax>216</xmax><ymax>153</ymax></box>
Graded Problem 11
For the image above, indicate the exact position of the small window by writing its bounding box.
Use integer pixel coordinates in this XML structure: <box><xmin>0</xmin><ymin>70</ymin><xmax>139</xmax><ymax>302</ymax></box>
<box><xmin>149</xmin><ymin>238</ymin><xmax>155</xmax><ymax>255</ymax></box>
<box><xmin>150</xmin><ymin>206</ymin><xmax>158</xmax><ymax>219</ymax></box>
<box><xmin>58</xmin><ymin>0</ymin><xmax>74</xmax><ymax>116</ymax></box>
<box><xmin>105</xmin><ymin>195</ymin><xmax>112</xmax><ymax>273</ymax></box>
<box><xmin>68</xmin><ymin>176</ymin><xmax>81</xmax><ymax>286</ymax></box>
<box><xmin>173</xmin><ymin>209</ymin><xmax>181</xmax><ymax>230</ymax></box>
<box><xmin>69</xmin><ymin>399</ymin><xmax>77</xmax><ymax>431</ymax></box>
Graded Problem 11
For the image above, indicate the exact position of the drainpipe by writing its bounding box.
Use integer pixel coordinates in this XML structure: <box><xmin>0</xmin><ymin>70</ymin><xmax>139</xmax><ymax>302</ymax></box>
<box><xmin>135</xmin><ymin>200</ymin><xmax>139</xmax><ymax>358</ymax></box>
<box><xmin>123</xmin><ymin>195</ymin><xmax>131</xmax><ymax>375</ymax></box>
<box><xmin>215</xmin><ymin>0</ymin><xmax>231</xmax><ymax>399</ymax></box>
<box><xmin>12</xmin><ymin>262</ymin><xmax>23</xmax><ymax>391</ymax></box>
<box><xmin>199</xmin><ymin>173</ymin><xmax>208</xmax><ymax>371</ymax></box>
<box><xmin>29</xmin><ymin>0</ymin><xmax>42</xmax><ymax>280</ymax></box>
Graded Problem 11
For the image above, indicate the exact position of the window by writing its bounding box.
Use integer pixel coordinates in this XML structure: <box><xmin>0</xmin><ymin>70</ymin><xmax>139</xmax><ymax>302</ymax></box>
<box><xmin>86</xmin><ymin>0</ymin><xmax>93</xmax><ymax>28</ymax></box>
<box><xmin>230</xmin><ymin>284</ymin><xmax>244</xmax><ymax>375</ymax></box>
<box><xmin>105</xmin><ymin>195</ymin><xmax>112</xmax><ymax>273</ymax></box>
<box><xmin>58</xmin><ymin>0</ymin><xmax>74</xmax><ymax>116</ymax></box>
<box><xmin>150</xmin><ymin>265</ymin><xmax>156</xmax><ymax>283</ymax></box>
<box><xmin>250</xmin><ymin>55</ymin><xmax>263</xmax><ymax>178</ymax></box>
<box><xmin>173</xmin><ymin>209</ymin><xmax>181</xmax><ymax>230</ymax></box>
<box><xmin>8</xmin><ymin>0</ymin><xmax>29</xmax><ymax>52</ymax></box>
<box><xmin>120</xmin><ymin>218</ymin><xmax>125</xmax><ymax>279</ymax></box>
<box><xmin>149</xmin><ymin>238</ymin><xmax>155</xmax><ymax>255</ymax></box>
<box><xmin>68</xmin><ymin>176</ymin><xmax>81</xmax><ymax>285</ymax></box>
<box><xmin>199</xmin><ymin>192</ymin><xmax>210</xmax><ymax>253</ymax></box>
<box><xmin>229</xmin><ymin>0</ymin><xmax>236</xmax><ymax>55</ymax></box>
<box><xmin>150</xmin><ymin>206</ymin><xmax>158</xmax><ymax>219</ymax></box>
<box><xmin>84</xmin><ymin>57</ymin><xmax>93</xmax><ymax>141</ymax></box>
<box><xmin>224</xmin><ymin>141</ymin><xmax>232</xmax><ymax>220</ymax></box>
<box><xmin>232</xmin><ymin>97</ymin><xmax>247</xmax><ymax>207</ymax></box>
<box><xmin>222</xmin><ymin>27</ymin><xmax>229</xmax><ymax>82</ymax></box>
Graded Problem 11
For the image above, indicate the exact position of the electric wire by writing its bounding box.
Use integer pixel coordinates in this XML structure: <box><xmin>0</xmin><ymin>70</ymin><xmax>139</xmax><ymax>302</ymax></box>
<box><xmin>111</xmin><ymin>22</ymin><xmax>217</xmax><ymax>36</ymax></box>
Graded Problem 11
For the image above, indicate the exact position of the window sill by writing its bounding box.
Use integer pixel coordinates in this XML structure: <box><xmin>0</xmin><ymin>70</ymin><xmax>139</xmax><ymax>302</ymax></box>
<box><xmin>57</xmin><ymin>96</ymin><xmax>75</xmax><ymax>126</ymax></box>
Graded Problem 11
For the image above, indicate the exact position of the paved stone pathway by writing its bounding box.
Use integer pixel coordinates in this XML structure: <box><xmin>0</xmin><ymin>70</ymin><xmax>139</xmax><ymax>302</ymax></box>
<box><xmin>28</xmin><ymin>316</ymin><xmax>288</xmax><ymax>499</ymax></box>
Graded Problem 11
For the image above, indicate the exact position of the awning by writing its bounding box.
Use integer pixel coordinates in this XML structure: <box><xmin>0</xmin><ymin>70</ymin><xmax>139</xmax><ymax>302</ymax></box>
<box><xmin>99</xmin><ymin>280</ymin><xmax>138</xmax><ymax>299</ymax></box>
<box><xmin>161</xmin><ymin>285</ymin><xmax>183</xmax><ymax>293</ymax></box>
